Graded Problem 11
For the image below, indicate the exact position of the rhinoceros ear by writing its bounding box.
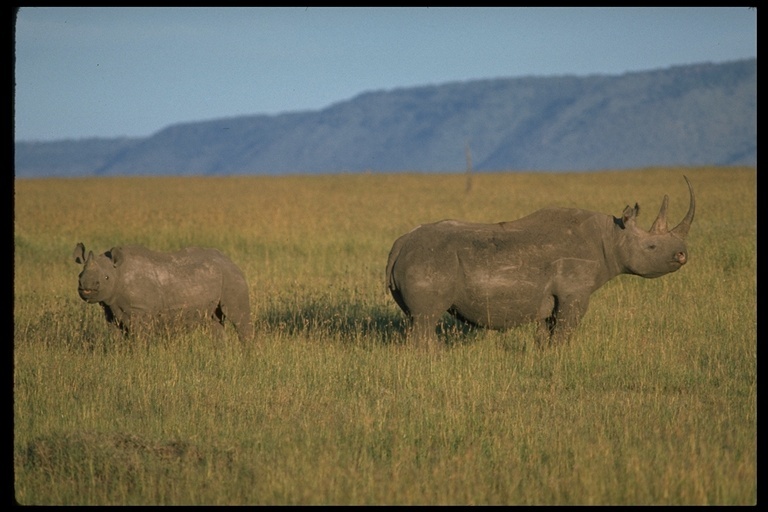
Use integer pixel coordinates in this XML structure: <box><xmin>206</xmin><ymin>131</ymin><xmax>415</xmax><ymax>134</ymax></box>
<box><xmin>73</xmin><ymin>243</ymin><xmax>87</xmax><ymax>264</ymax></box>
<box><xmin>109</xmin><ymin>247</ymin><xmax>126</xmax><ymax>268</ymax></box>
<box><xmin>620</xmin><ymin>203</ymin><xmax>640</xmax><ymax>229</ymax></box>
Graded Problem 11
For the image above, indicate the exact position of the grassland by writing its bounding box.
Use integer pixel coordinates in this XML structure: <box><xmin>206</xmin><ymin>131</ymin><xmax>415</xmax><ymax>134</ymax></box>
<box><xmin>13</xmin><ymin>167</ymin><xmax>756</xmax><ymax>505</ymax></box>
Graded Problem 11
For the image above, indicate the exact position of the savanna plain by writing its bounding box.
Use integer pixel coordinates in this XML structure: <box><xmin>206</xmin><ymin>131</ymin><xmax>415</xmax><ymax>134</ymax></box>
<box><xmin>14</xmin><ymin>167</ymin><xmax>756</xmax><ymax>505</ymax></box>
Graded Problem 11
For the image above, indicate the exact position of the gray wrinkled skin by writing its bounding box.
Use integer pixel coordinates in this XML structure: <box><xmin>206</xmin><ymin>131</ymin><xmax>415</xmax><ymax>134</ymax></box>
<box><xmin>73</xmin><ymin>244</ymin><xmax>253</xmax><ymax>342</ymax></box>
<box><xmin>387</xmin><ymin>177</ymin><xmax>695</xmax><ymax>349</ymax></box>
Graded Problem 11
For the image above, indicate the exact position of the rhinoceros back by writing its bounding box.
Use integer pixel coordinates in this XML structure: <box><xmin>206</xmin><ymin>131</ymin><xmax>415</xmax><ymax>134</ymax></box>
<box><xmin>114</xmin><ymin>246</ymin><xmax>243</xmax><ymax>313</ymax></box>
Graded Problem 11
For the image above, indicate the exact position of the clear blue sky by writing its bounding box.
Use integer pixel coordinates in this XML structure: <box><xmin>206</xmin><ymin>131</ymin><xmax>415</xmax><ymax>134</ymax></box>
<box><xmin>14</xmin><ymin>6</ymin><xmax>756</xmax><ymax>142</ymax></box>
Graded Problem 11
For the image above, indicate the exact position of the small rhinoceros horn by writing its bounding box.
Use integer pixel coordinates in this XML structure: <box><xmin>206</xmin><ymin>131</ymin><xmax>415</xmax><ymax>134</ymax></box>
<box><xmin>649</xmin><ymin>195</ymin><xmax>670</xmax><ymax>234</ymax></box>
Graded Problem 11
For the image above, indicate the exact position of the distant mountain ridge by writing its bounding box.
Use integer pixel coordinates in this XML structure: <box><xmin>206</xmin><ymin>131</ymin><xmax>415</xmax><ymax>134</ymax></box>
<box><xmin>14</xmin><ymin>58</ymin><xmax>756</xmax><ymax>178</ymax></box>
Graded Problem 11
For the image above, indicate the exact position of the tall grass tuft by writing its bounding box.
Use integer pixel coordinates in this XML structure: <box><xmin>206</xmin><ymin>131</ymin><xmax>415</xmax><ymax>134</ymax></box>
<box><xmin>14</xmin><ymin>167</ymin><xmax>755</xmax><ymax>504</ymax></box>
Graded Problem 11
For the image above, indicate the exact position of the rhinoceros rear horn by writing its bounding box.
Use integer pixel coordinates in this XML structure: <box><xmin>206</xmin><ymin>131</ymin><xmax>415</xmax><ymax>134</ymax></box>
<box><xmin>670</xmin><ymin>176</ymin><xmax>695</xmax><ymax>239</ymax></box>
<box><xmin>649</xmin><ymin>195</ymin><xmax>670</xmax><ymax>234</ymax></box>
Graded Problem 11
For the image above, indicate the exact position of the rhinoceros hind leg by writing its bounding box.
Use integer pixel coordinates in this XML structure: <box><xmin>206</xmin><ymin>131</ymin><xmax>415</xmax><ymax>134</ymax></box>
<box><xmin>407</xmin><ymin>312</ymin><xmax>444</xmax><ymax>351</ymax></box>
<box><xmin>231</xmin><ymin>313</ymin><xmax>254</xmax><ymax>342</ymax></box>
<box><xmin>219</xmin><ymin>298</ymin><xmax>253</xmax><ymax>342</ymax></box>
<box><xmin>535</xmin><ymin>317</ymin><xmax>554</xmax><ymax>347</ymax></box>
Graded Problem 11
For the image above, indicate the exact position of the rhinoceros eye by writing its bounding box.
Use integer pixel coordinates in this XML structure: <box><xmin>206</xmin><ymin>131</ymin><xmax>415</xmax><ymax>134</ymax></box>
<box><xmin>647</xmin><ymin>244</ymin><xmax>657</xmax><ymax>250</ymax></box>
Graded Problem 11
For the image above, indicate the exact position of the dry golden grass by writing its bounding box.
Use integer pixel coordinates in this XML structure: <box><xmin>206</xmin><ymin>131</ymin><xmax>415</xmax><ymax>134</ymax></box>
<box><xmin>14</xmin><ymin>167</ymin><xmax>756</xmax><ymax>505</ymax></box>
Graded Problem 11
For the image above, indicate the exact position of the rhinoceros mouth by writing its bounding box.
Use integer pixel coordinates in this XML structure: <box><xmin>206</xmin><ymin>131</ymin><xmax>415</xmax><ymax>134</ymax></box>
<box><xmin>663</xmin><ymin>259</ymin><xmax>685</xmax><ymax>275</ymax></box>
<box><xmin>78</xmin><ymin>288</ymin><xmax>99</xmax><ymax>302</ymax></box>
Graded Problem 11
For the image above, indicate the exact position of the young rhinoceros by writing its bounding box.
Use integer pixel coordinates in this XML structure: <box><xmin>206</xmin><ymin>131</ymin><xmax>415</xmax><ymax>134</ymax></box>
<box><xmin>386</xmin><ymin>177</ymin><xmax>695</xmax><ymax>349</ymax></box>
<box><xmin>73</xmin><ymin>243</ymin><xmax>253</xmax><ymax>341</ymax></box>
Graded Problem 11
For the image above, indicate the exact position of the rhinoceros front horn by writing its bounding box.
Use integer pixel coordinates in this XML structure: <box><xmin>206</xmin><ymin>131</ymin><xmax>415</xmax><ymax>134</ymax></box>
<box><xmin>670</xmin><ymin>176</ymin><xmax>695</xmax><ymax>239</ymax></box>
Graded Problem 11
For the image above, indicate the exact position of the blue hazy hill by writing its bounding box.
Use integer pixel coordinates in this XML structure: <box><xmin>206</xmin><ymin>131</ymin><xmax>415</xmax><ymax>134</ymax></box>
<box><xmin>15</xmin><ymin>58</ymin><xmax>756</xmax><ymax>178</ymax></box>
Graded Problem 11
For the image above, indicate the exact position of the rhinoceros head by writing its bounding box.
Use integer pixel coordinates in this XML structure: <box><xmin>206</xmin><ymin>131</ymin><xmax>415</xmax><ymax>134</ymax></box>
<box><xmin>73</xmin><ymin>243</ymin><xmax>125</xmax><ymax>304</ymax></box>
<box><xmin>616</xmin><ymin>177</ymin><xmax>695</xmax><ymax>278</ymax></box>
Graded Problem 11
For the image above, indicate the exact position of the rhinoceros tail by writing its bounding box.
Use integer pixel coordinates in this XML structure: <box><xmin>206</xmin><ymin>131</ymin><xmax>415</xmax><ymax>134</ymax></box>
<box><xmin>386</xmin><ymin>233</ymin><xmax>407</xmax><ymax>291</ymax></box>
<box><xmin>386</xmin><ymin>231</ymin><xmax>415</xmax><ymax>317</ymax></box>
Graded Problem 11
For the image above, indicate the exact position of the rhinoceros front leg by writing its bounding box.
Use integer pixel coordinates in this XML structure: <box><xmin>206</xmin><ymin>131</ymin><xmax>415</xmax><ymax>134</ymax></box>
<box><xmin>100</xmin><ymin>303</ymin><xmax>135</xmax><ymax>337</ymax></box>
<box><xmin>536</xmin><ymin>294</ymin><xmax>590</xmax><ymax>347</ymax></box>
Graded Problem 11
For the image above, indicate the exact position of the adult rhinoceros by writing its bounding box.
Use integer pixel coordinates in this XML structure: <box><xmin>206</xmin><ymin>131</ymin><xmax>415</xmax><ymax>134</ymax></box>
<box><xmin>73</xmin><ymin>243</ymin><xmax>253</xmax><ymax>341</ymax></box>
<box><xmin>386</xmin><ymin>177</ymin><xmax>695</xmax><ymax>348</ymax></box>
